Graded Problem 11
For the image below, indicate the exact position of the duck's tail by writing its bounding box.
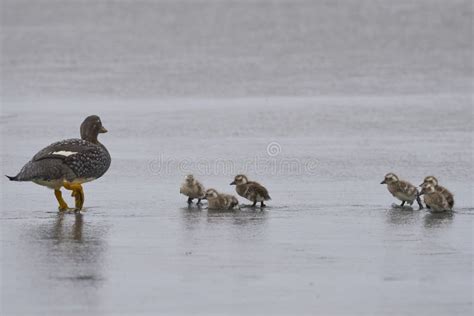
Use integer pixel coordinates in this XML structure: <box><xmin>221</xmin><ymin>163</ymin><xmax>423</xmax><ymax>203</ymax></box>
<box><xmin>5</xmin><ymin>175</ymin><xmax>18</xmax><ymax>181</ymax></box>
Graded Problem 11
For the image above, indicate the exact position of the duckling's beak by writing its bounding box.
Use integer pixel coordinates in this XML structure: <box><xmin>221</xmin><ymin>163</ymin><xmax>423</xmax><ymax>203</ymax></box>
<box><xmin>230</xmin><ymin>181</ymin><xmax>236</xmax><ymax>185</ymax></box>
<box><xmin>99</xmin><ymin>126</ymin><xmax>108</xmax><ymax>133</ymax></box>
<box><xmin>380</xmin><ymin>180</ymin><xmax>386</xmax><ymax>184</ymax></box>
<box><xmin>419</xmin><ymin>182</ymin><xmax>425</xmax><ymax>187</ymax></box>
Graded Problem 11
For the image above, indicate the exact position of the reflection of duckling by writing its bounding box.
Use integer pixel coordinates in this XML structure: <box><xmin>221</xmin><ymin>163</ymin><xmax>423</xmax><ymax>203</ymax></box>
<box><xmin>420</xmin><ymin>176</ymin><xmax>454</xmax><ymax>209</ymax></box>
<box><xmin>230</xmin><ymin>175</ymin><xmax>271</xmax><ymax>207</ymax></box>
<box><xmin>6</xmin><ymin>115</ymin><xmax>111</xmax><ymax>211</ymax></box>
<box><xmin>203</xmin><ymin>189</ymin><xmax>239</xmax><ymax>210</ymax></box>
<box><xmin>381</xmin><ymin>173</ymin><xmax>423</xmax><ymax>209</ymax></box>
<box><xmin>180</xmin><ymin>174</ymin><xmax>205</xmax><ymax>205</ymax></box>
<box><xmin>419</xmin><ymin>183</ymin><xmax>451</xmax><ymax>212</ymax></box>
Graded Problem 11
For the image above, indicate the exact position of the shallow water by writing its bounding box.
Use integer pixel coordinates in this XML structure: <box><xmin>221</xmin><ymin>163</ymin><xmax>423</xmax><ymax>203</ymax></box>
<box><xmin>1</xmin><ymin>0</ymin><xmax>473</xmax><ymax>315</ymax></box>
<box><xmin>1</xmin><ymin>96</ymin><xmax>473</xmax><ymax>315</ymax></box>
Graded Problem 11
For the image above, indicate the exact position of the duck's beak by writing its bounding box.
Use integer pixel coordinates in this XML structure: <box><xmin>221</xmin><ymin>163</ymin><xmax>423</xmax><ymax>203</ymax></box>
<box><xmin>99</xmin><ymin>126</ymin><xmax>108</xmax><ymax>133</ymax></box>
<box><xmin>380</xmin><ymin>180</ymin><xmax>386</xmax><ymax>184</ymax></box>
<box><xmin>419</xmin><ymin>182</ymin><xmax>425</xmax><ymax>187</ymax></box>
<box><xmin>230</xmin><ymin>181</ymin><xmax>236</xmax><ymax>185</ymax></box>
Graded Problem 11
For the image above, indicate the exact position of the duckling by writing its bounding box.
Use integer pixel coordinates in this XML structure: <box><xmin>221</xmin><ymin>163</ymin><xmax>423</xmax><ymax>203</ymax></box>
<box><xmin>420</xmin><ymin>176</ymin><xmax>454</xmax><ymax>209</ymax></box>
<box><xmin>230</xmin><ymin>174</ymin><xmax>271</xmax><ymax>207</ymax></box>
<box><xmin>419</xmin><ymin>183</ymin><xmax>451</xmax><ymax>212</ymax></box>
<box><xmin>180</xmin><ymin>174</ymin><xmax>205</xmax><ymax>205</ymax></box>
<box><xmin>203</xmin><ymin>188</ymin><xmax>239</xmax><ymax>210</ymax></box>
<box><xmin>380</xmin><ymin>173</ymin><xmax>423</xmax><ymax>209</ymax></box>
<box><xmin>6</xmin><ymin>115</ymin><xmax>111</xmax><ymax>211</ymax></box>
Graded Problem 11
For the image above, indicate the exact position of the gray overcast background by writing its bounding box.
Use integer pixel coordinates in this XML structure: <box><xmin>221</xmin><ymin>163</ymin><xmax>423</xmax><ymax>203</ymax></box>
<box><xmin>1</xmin><ymin>0</ymin><xmax>472</xmax><ymax>99</ymax></box>
<box><xmin>1</xmin><ymin>2</ymin><xmax>473</xmax><ymax>315</ymax></box>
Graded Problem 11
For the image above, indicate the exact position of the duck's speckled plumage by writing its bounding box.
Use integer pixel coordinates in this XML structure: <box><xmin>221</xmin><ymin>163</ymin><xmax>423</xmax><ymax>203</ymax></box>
<box><xmin>420</xmin><ymin>176</ymin><xmax>454</xmax><ymax>209</ymax></box>
<box><xmin>180</xmin><ymin>175</ymin><xmax>205</xmax><ymax>204</ymax></box>
<box><xmin>12</xmin><ymin>138</ymin><xmax>110</xmax><ymax>185</ymax></box>
<box><xmin>381</xmin><ymin>173</ymin><xmax>423</xmax><ymax>209</ymax></box>
<box><xmin>420</xmin><ymin>184</ymin><xmax>451</xmax><ymax>212</ymax></box>
<box><xmin>230</xmin><ymin>175</ymin><xmax>270</xmax><ymax>207</ymax></box>
<box><xmin>7</xmin><ymin>115</ymin><xmax>111</xmax><ymax>211</ymax></box>
<box><xmin>204</xmin><ymin>189</ymin><xmax>239</xmax><ymax>210</ymax></box>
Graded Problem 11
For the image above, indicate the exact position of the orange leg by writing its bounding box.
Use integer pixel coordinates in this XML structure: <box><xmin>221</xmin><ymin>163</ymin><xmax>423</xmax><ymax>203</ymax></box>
<box><xmin>63</xmin><ymin>182</ymin><xmax>85</xmax><ymax>210</ymax></box>
<box><xmin>54</xmin><ymin>189</ymin><xmax>69</xmax><ymax>211</ymax></box>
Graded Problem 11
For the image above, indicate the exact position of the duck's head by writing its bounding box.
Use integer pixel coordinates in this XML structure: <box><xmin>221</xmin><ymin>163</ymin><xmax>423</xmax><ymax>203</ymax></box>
<box><xmin>204</xmin><ymin>188</ymin><xmax>219</xmax><ymax>200</ymax></box>
<box><xmin>419</xmin><ymin>183</ymin><xmax>436</xmax><ymax>195</ymax></box>
<box><xmin>381</xmin><ymin>173</ymin><xmax>398</xmax><ymax>184</ymax></box>
<box><xmin>420</xmin><ymin>176</ymin><xmax>438</xmax><ymax>187</ymax></box>
<box><xmin>185</xmin><ymin>174</ymin><xmax>195</xmax><ymax>184</ymax></box>
<box><xmin>230</xmin><ymin>174</ymin><xmax>248</xmax><ymax>185</ymax></box>
<box><xmin>80</xmin><ymin>115</ymin><xmax>107</xmax><ymax>143</ymax></box>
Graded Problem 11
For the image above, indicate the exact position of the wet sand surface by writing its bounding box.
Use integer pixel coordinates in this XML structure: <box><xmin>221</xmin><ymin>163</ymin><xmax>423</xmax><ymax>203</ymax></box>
<box><xmin>1</xmin><ymin>0</ymin><xmax>473</xmax><ymax>315</ymax></box>
<box><xmin>1</xmin><ymin>97</ymin><xmax>472</xmax><ymax>315</ymax></box>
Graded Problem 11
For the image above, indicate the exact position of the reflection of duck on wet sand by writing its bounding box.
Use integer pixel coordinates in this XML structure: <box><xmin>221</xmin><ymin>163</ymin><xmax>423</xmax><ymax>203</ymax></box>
<box><xmin>386</xmin><ymin>208</ymin><xmax>421</xmax><ymax>226</ymax></box>
<box><xmin>36</xmin><ymin>213</ymin><xmax>108</xmax><ymax>284</ymax></box>
<box><xmin>181</xmin><ymin>205</ymin><xmax>267</xmax><ymax>227</ymax></box>
<box><xmin>423</xmin><ymin>212</ymin><xmax>454</xmax><ymax>228</ymax></box>
<box><xmin>51</xmin><ymin>212</ymin><xmax>84</xmax><ymax>242</ymax></box>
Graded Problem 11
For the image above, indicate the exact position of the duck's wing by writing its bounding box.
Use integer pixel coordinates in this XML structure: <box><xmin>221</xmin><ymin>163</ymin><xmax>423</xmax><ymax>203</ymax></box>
<box><xmin>8</xmin><ymin>139</ymin><xmax>89</xmax><ymax>181</ymax></box>
<box><xmin>429</xmin><ymin>193</ymin><xmax>449</xmax><ymax>209</ymax></box>
<box><xmin>34</xmin><ymin>138</ymin><xmax>110</xmax><ymax>180</ymax></box>
<box><xmin>10</xmin><ymin>139</ymin><xmax>109</xmax><ymax>182</ymax></box>
<box><xmin>62</xmin><ymin>145</ymin><xmax>111</xmax><ymax>180</ymax></box>
<box><xmin>9</xmin><ymin>157</ymin><xmax>76</xmax><ymax>182</ymax></box>
<box><xmin>398</xmin><ymin>181</ymin><xmax>418</xmax><ymax>196</ymax></box>
<box><xmin>437</xmin><ymin>185</ymin><xmax>454</xmax><ymax>208</ymax></box>
<box><xmin>247</xmin><ymin>182</ymin><xmax>271</xmax><ymax>200</ymax></box>
<box><xmin>196</xmin><ymin>182</ymin><xmax>206</xmax><ymax>198</ymax></box>
<box><xmin>32</xmin><ymin>139</ymin><xmax>96</xmax><ymax>161</ymax></box>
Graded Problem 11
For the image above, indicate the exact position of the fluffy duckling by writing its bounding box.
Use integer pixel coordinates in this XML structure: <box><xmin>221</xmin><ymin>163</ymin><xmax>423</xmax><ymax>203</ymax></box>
<box><xmin>419</xmin><ymin>183</ymin><xmax>451</xmax><ymax>212</ymax></box>
<box><xmin>420</xmin><ymin>176</ymin><xmax>454</xmax><ymax>209</ymax></box>
<box><xmin>180</xmin><ymin>174</ymin><xmax>205</xmax><ymax>205</ymax></box>
<box><xmin>380</xmin><ymin>173</ymin><xmax>423</xmax><ymax>209</ymax></box>
<box><xmin>230</xmin><ymin>174</ymin><xmax>271</xmax><ymax>207</ymax></box>
<box><xmin>203</xmin><ymin>188</ymin><xmax>239</xmax><ymax>210</ymax></box>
